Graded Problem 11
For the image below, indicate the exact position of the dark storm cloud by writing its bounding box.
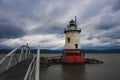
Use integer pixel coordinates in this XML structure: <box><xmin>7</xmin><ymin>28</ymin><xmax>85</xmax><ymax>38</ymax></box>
<box><xmin>30</xmin><ymin>24</ymin><xmax>65</xmax><ymax>35</ymax></box>
<box><xmin>112</xmin><ymin>0</ymin><xmax>120</xmax><ymax>11</ymax></box>
<box><xmin>105</xmin><ymin>29</ymin><xmax>120</xmax><ymax>39</ymax></box>
<box><xmin>0</xmin><ymin>19</ymin><xmax>27</xmax><ymax>39</ymax></box>
<box><xmin>95</xmin><ymin>12</ymin><xmax>120</xmax><ymax>31</ymax></box>
<box><xmin>95</xmin><ymin>20</ymin><xmax>119</xmax><ymax>30</ymax></box>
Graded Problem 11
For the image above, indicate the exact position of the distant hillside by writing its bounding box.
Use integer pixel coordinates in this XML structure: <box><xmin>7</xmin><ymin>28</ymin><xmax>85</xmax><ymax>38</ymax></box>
<box><xmin>31</xmin><ymin>49</ymin><xmax>63</xmax><ymax>54</ymax></box>
<box><xmin>83</xmin><ymin>49</ymin><xmax>120</xmax><ymax>53</ymax></box>
<box><xmin>0</xmin><ymin>49</ymin><xmax>63</xmax><ymax>54</ymax></box>
<box><xmin>0</xmin><ymin>49</ymin><xmax>120</xmax><ymax>54</ymax></box>
<box><xmin>0</xmin><ymin>49</ymin><xmax>11</xmax><ymax>54</ymax></box>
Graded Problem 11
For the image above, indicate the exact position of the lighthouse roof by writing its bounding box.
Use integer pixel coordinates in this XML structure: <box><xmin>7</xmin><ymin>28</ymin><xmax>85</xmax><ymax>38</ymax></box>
<box><xmin>69</xmin><ymin>19</ymin><xmax>76</xmax><ymax>27</ymax></box>
<box><xmin>65</xmin><ymin>16</ymin><xmax>81</xmax><ymax>33</ymax></box>
<box><xmin>70</xmin><ymin>19</ymin><xmax>74</xmax><ymax>23</ymax></box>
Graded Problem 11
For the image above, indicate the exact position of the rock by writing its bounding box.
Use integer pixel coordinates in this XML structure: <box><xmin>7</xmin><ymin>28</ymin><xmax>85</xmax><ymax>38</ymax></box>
<box><xmin>40</xmin><ymin>57</ymin><xmax>52</xmax><ymax>67</ymax></box>
<box><xmin>85</xmin><ymin>58</ymin><xmax>104</xmax><ymax>64</ymax></box>
<box><xmin>40</xmin><ymin>56</ymin><xmax>62</xmax><ymax>67</ymax></box>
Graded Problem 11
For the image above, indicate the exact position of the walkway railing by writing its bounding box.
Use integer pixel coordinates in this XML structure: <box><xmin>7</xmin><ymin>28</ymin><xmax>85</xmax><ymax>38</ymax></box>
<box><xmin>24</xmin><ymin>47</ymin><xmax>40</xmax><ymax>80</ymax></box>
<box><xmin>0</xmin><ymin>45</ymin><xmax>31</xmax><ymax>73</ymax></box>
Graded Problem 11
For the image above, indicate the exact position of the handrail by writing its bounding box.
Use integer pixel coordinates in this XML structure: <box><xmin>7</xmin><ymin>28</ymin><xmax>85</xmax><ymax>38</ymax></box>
<box><xmin>0</xmin><ymin>45</ymin><xmax>31</xmax><ymax>73</ymax></box>
<box><xmin>24</xmin><ymin>56</ymin><xmax>36</xmax><ymax>80</ymax></box>
<box><xmin>0</xmin><ymin>46</ymin><xmax>21</xmax><ymax>65</ymax></box>
<box><xmin>24</xmin><ymin>48</ymin><xmax>40</xmax><ymax>80</ymax></box>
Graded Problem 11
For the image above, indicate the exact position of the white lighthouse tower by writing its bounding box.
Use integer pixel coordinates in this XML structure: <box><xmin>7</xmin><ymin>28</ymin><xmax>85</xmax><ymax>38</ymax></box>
<box><xmin>65</xmin><ymin>16</ymin><xmax>80</xmax><ymax>50</ymax></box>
<box><xmin>62</xmin><ymin>16</ymin><xmax>84</xmax><ymax>63</ymax></box>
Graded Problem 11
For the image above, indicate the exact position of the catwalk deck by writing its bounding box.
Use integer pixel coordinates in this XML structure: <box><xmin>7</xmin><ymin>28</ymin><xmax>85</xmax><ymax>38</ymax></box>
<box><xmin>0</xmin><ymin>57</ymin><xmax>33</xmax><ymax>80</ymax></box>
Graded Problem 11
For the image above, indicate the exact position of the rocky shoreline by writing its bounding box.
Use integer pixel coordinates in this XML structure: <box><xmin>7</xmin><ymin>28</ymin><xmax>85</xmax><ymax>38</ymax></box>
<box><xmin>40</xmin><ymin>56</ymin><xmax>104</xmax><ymax>67</ymax></box>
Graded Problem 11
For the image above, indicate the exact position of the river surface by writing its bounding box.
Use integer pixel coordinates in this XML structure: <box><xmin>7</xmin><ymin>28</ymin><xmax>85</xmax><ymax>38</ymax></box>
<box><xmin>40</xmin><ymin>53</ymin><xmax>120</xmax><ymax>80</ymax></box>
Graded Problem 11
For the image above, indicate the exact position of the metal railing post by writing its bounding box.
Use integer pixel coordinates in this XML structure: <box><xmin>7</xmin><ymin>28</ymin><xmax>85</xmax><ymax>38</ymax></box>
<box><xmin>7</xmin><ymin>54</ymin><xmax>13</xmax><ymax>69</ymax></box>
<box><xmin>35</xmin><ymin>48</ymin><xmax>40</xmax><ymax>80</ymax></box>
<box><xmin>25</xmin><ymin>47</ymin><xmax>28</xmax><ymax>59</ymax></box>
<box><xmin>19</xmin><ymin>47</ymin><xmax>24</xmax><ymax>62</ymax></box>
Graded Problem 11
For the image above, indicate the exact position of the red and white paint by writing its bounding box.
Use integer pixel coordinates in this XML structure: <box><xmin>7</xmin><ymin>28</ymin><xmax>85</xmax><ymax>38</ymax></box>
<box><xmin>62</xmin><ymin>16</ymin><xmax>85</xmax><ymax>63</ymax></box>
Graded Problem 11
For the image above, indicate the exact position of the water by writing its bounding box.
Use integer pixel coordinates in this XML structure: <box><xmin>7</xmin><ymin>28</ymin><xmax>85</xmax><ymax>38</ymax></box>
<box><xmin>40</xmin><ymin>53</ymin><xmax>120</xmax><ymax>80</ymax></box>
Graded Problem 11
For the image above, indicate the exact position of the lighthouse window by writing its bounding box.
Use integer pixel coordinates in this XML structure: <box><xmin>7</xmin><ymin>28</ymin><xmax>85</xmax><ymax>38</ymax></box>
<box><xmin>67</xmin><ymin>38</ymin><xmax>70</xmax><ymax>42</ymax></box>
<box><xmin>75</xmin><ymin>44</ymin><xmax>78</xmax><ymax>49</ymax></box>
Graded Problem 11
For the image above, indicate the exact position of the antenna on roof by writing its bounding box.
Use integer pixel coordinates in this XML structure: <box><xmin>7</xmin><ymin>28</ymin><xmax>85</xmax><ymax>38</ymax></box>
<box><xmin>75</xmin><ymin>16</ymin><xmax>77</xmax><ymax>27</ymax></box>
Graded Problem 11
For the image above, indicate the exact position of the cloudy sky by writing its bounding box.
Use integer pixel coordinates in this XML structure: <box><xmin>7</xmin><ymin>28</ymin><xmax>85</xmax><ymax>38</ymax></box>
<box><xmin>0</xmin><ymin>0</ymin><xmax>120</xmax><ymax>50</ymax></box>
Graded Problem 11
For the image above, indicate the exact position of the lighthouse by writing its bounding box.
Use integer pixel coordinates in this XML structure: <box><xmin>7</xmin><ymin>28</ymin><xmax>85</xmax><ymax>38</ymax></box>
<box><xmin>62</xmin><ymin>16</ymin><xmax>85</xmax><ymax>63</ymax></box>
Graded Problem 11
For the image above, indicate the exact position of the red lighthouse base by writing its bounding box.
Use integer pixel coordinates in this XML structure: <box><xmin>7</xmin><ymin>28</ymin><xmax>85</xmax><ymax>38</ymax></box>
<box><xmin>62</xmin><ymin>49</ymin><xmax>85</xmax><ymax>63</ymax></box>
